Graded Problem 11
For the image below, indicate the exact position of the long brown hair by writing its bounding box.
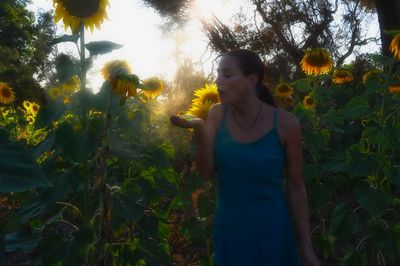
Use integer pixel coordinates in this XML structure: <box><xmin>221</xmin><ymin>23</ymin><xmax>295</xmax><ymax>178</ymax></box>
<box><xmin>223</xmin><ymin>49</ymin><xmax>277</xmax><ymax>107</ymax></box>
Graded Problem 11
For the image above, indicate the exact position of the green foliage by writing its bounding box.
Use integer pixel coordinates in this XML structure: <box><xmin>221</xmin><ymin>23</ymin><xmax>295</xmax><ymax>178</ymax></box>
<box><xmin>290</xmin><ymin>53</ymin><xmax>400</xmax><ymax>265</ymax></box>
<box><xmin>0</xmin><ymin>0</ymin><xmax>56</xmax><ymax>103</ymax></box>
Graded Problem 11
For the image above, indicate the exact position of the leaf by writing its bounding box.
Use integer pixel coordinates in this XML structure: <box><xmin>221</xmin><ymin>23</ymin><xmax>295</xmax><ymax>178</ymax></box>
<box><xmin>112</xmin><ymin>192</ymin><xmax>144</xmax><ymax>222</ymax></box>
<box><xmin>54</xmin><ymin>123</ymin><xmax>97</xmax><ymax>163</ymax></box>
<box><xmin>290</xmin><ymin>78</ymin><xmax>312</xmax><ymax>92</ymax></box>
<box><xmin>346</xmin><ymin>145</ymin><xmax>378</xmax><ymax>177</ymax></box>
<box><xmin>330</xmin><ymin>202</ymin><xmax>351</xmax><ymax>234</ymax></box>
<box><xmin>29</xmin><ymin>133</ymin><xmax>55</xmax><ymax>159</ymax></box>
<box><xmin>34</xmin><ymin>98</ymin><xmax>67</xmax><ymax>130</ymax></box>
<box><xmin>5</xmin><ymin>231</ymin><xmax>41</xmax><ymax>252</ymax></box>
<box><xmin>85</xmin><ymin>41</ymin><xmax>123</xmax><ymax>56</ymax></box>
<box><xmin>362</xmin><ymin>126</ymin><xmax>391</xmax><ymax>150</ymax></box>
<box><xmin>355</xmin><ymin>181</ymin><xmax>393</xmax><ymax>218</ymax></box>
<box><xmin>384</xmin><ymin>29</ymin><xmax>400</xmax><ymax>36</ymax></box>
<box><xmin>342</xmin><ymin>95</ymin><xmax>374</xmax><ymax>119</ymax></box>
<box><xmin>52</xmin><ymin>34</ymin><xmax>79</xmax><ymax>45</ymax></box>
<box><xmin>108</xmin><ymin>135</ymin><xmax>141</xmax><ymax>160</ymax></box>
<box><xmin>0</xmin><ymin>141</ymin><xmax>51</xmax><ymax>193</ymax></box>
<box><xmin>323</xmin><ymin>150</ymin><xmax>347</xmax><ymax>173</ymax></box>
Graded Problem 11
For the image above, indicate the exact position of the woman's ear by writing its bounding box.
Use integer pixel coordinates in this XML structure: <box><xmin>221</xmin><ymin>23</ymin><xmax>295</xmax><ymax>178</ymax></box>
<box><xmin>248</xmin><ymin>73</ymin><xmax>258</xmax><ymax>87</ymax></box>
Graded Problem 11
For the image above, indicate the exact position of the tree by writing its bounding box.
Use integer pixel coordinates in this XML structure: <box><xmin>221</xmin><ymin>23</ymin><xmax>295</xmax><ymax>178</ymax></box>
<box><xmin>372</xmin><ymin>0</ymin><xmax>400</xmax><ymax>56</ymax></box>
<box><xmin>0</xmin><ymin>0</ymin><xmax>56</xmax><ymax>105</ymax></box>
<box><xmin>142</xmin><ymin>0</ymin><xmax>381</xmax><ymax>83</ymax></box>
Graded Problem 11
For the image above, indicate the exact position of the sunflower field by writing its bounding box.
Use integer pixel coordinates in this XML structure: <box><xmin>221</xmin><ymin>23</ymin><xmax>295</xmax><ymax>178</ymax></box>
<box><xmin>1</xmin><ymin>0</ymin><xmax>400</xmax><ymax>266</ymax></box>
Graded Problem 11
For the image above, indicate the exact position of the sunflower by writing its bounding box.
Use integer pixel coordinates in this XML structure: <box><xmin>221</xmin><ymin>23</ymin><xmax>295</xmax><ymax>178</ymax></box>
<box><xmin>362</xmin><ymin>69</ymin><xmax>383</xmax><ymax>83</ymax></box>
<box><xmin>110</xmin><ymin>75</ymin><xmax>138</xmax><ymax>97</ymax></box>
<box><xmin>186</xmin><ymin>101</ymin><xmax>214</xmax><ymax>120</ymax></box>
<box><xmin>101</xmin><ymin>60</ymin><xmax>132</xmax><ymax>80</ymax></box>
<box><xmin>303</xmin><ymin>95</ymin><xmax>315</xmax><ymax>109</ymax></box>
<box><xmin>332</xmin><ymin>69</ymin><xmax>353</xmax><ymax>84</ymax></box>
<box><xmin>192</xmin><ymin>83</ymin><xmax>220</xmax><ymax>105</ymax></box>
<box><xmin>388</xmin><ymin>84</ymin><xmax>400</xmax><ymax>94</ymax></box>
<box><xmin>22</xmin><ymin>100</ymin><xmax>40</xmax><ymax>124</ymax></box>
<box><xmin>142</xmin><ymin>77</ymin><xmax>164</xmax><ymax>99</ymax></box>
<box><xmin>0</xmin><ymin>82</ymin><xmax>15</xmax><ymax>104</ymax></box>
<box><xmin>53</xmin><ymin>0</ymin><xmax>109</xmax><ymax>33</ymax></box>
<box><xmin>300</xmin><ymin>48</ymin><xmax>333</xmax><ymax>76</ymax></box>
<box><xmin>62</xmin><ymin>75</ymin><xmax>80</xmax><ymax>96</ymax></box>
<box><xmin>389</xmin><ymin>33</ymin><xmax>400</xmax><ymax>60</ymax></box>
<box><xmin>275</xmin><ymin>82</ymin><xmax>294</xmax><ymax>98</ymax></box>
<box><xmin>49</xmin><ymin>87</ymin><xmax>62</xmax><ymax>100</ymax></box>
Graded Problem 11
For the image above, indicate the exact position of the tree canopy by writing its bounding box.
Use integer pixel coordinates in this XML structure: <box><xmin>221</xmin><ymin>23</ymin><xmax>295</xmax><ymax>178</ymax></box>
<box><xmin>0</xmin><ymin>0</ymin><xmax>56</xmax><ymax>104</ymax></box>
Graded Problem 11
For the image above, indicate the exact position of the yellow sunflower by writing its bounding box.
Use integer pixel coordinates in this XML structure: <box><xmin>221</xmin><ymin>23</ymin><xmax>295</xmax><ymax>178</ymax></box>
<box><xmin>362</xmin><ymin>69</ymin><xmax>383</xmax><ymax>83</ymax></box>
<box><xmin>274</xmin><ymin>82</ymin><xmax>294</xmax><ymax>98</ymax></box>
<box><xmin>53</xmin><ymin>0</ymin><xmax>109</xmax><ymax>33</ymax></box>
<box><xmin>186</xmin><ymin>101</ymin><xmax>214</xmax><ymax>121</ymax></box>
<box><xmin>389</xmin><ymin>33</ymin><xmax>400</xmax><ymax>60</ymax></box>
<box><xmin>303</xmin><ymin>95</ymin><xmax>315</xmax><ymax>109</ymax></box>
<box><xmin>192</xmin><ymin>83</ymin><xmax>220</xmax><ymax>105</ymax></box>
<box><xmin>0</xmin><ymin>82</ymin><xmax>15</xmax><ymax>104</ymax></box>
<box><xmin>388</xmin><ymin>84</ymin><xmax>400</xmax><ymax>94</ymax></box>
<box><xmin>142</xmin><ymin>77</ymin><xmax>164</xmax><ymax>99</ymax></box>
<box><xmin>101</xmin><ymin>60</ymin><xmax>131</xmax><ymax>80</ymax></box>
<box><xmin>48</xmin><ymin>87</ymin><xmax>62</xmax><ymax>100</ymax></box>
<box><xmin>332</xmin><ymin>69</ymin><xmax>353</xmax><ymax>84</ymax></box>
<box><xmin>62</xmin><ymin>75</ymin><xmax>80</xmax><ymax>96</ymax></box>
<box><xmin>110</xmin><ymin>75</ymin><xmax>137</xmax><ymax>97</ymax></box>
<box><xmin>22</xmin><ymin>100</ymin><xmax>40</xmax><ymax>124</ymax></box>
<box><xmin>300</xmin><ymin>48</ymin><xmax>333</xmax><ymax>76</ymax></box>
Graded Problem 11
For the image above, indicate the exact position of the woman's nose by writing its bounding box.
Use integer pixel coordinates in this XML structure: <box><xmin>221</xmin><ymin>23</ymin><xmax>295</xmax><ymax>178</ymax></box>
<box><xmin>214</xmin><ymin>75</ymin><xmax>221</xmax><ymax>85</ymax></box>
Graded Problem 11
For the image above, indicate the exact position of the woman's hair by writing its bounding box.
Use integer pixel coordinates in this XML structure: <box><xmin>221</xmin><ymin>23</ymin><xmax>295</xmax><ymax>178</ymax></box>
<box><xmin>223</xmin><ymin>49</ymin><xmax>277</xmax><ymax>107</ymax></box>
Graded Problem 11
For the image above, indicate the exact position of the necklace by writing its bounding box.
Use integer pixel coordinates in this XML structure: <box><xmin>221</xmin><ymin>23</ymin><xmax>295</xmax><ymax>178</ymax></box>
<box><xmin>232</xmin><ymin>101</ymin><xmax>263</xmax><ymax>130</ymax></box>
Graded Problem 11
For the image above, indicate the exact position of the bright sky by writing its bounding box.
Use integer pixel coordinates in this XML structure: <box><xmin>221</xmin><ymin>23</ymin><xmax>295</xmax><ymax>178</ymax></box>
<box><xmin>28</xmin><ymin>0</ymin><xmax>380</xmax><ymax>93</ymax></box>
<box><xmin>28</xmin><ymin>0</ymin><xmax>242</xmax><ymax>92</ymax></box>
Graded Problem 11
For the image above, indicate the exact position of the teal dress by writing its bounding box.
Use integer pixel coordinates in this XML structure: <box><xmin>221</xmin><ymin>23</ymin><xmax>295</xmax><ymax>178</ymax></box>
<box><xmin>213</xmin><ymin>105</ymin><xmax>299</xmax><ymax>266</ymax></box>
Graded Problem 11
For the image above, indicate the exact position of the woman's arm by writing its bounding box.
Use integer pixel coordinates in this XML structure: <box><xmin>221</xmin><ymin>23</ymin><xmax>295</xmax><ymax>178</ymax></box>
<box><xmin>170</xmin><ymin>103</ymin><xmax>222</xmax><ymax>181</ymax></box>
<box><xmin>282</xmin><ymin>113</ymin><xmax>320</xmax><ymax>265</ymax></box>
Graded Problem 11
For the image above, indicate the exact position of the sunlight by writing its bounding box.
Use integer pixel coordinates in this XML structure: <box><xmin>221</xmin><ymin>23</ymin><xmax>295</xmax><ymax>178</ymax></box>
<box><xmin>192</xmin><ymin>0</ymin><xmax>221</xmax><ymax>21</ymax></box>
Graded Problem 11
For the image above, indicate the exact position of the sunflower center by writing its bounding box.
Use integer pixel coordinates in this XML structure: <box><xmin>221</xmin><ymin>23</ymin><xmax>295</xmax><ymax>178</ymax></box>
<box><xmin>63</xmin><ymin>0</ymin><xmax>101</xmax><ymax>18</ymax></box>
<box><xmin>308</xmin><ymin>51</ymin><xmax>329</xmax><ymax>66</ymax></box>
<box><xmin>278</xmin><ymin>84</ymin><xmax>290</xmax><ymax>92</ymax></box>
<box><xmin>1</xmin><ymin>88</ymin><xmax>11</xmax><ymax>98</ymax></box>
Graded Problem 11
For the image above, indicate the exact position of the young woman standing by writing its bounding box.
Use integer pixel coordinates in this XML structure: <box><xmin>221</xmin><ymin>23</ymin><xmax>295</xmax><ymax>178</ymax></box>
<box><xmin>170</xmin><ymin>49</ymin><xmax>320</xmax><ymax>266</ymax></box>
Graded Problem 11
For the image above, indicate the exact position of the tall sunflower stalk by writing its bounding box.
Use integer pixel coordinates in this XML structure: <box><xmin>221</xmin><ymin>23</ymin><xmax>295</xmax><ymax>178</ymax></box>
<box><xmin>79</xmin><ymin>22</ymin><xmax>87</xmax><ymax>91</ymax></box>
<box><xmin>300</xmin><ymin>48</ymin><xmax>333</xmax><ymax>130</ymax></box>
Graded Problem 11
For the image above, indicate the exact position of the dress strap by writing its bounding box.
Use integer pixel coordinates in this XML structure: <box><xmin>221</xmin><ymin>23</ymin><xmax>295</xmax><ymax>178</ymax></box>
<box><xmin>273</xmin><ymin>108</ymin><xmax>278</xmax><ymax>129</ymax></box>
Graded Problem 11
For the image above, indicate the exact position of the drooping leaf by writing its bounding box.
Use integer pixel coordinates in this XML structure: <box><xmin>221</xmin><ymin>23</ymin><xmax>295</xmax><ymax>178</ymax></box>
<box><xmin>342</xmin><ymin>95</ymin><xmax>374</xmax><ymax>119</ymax></box>
<box><xmin>85</xmin><ymin>41</ymin><xmax>123</xmax><ymax>56</ymax></box>
<box><xmin>355</xmin><ymin>181</ymin><xmax>393</xmax><ymax>218</ymax></box>
<box><xmin>0</xmin><ymin>141</ymin><xmax>51</xmax><ymax>193</ymax></box>
<box><xmin>52</xmin><ymin>34</ymin><xmax>79</xmax><ymax>45</ymax></box>
<box><xmin>34</xmin><ymin>98</ymin><xmax>67</xmax><ymax>130</ymax></box>
<box><xmin>5</xmin><ymin>231</ymin><xmax>41</xmax><ymax>252</ymax></box>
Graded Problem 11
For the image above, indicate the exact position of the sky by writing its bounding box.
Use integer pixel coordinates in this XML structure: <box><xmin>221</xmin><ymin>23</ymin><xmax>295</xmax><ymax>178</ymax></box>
<box><xmin>27</xmin><ymin>0</ymin><xmax>243</xmax><ymax>92</ymax></box>
<box><xmin>28</xmin><ymin>0</ymin><xmax>380</xmax><ymax>93</ymax></box>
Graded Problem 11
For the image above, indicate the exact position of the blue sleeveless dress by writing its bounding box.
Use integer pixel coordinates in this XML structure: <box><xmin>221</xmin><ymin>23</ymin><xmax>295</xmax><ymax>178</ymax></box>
<box><xmin>213</xmin><ymin>106</ymin><xmax>299</xmax><ymax>266</ymax></box>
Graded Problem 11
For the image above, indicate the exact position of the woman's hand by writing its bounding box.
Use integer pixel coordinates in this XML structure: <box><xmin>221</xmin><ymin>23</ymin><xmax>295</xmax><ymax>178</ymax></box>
<box><xmin>299</xmin><ymin>245</ymin><xmax>320</xmax><ymax>266</ymax></box>
<box><xmin>169</xmin><ymin>115</ymin><xmax>204</xmax><ymax>130</ymax></box>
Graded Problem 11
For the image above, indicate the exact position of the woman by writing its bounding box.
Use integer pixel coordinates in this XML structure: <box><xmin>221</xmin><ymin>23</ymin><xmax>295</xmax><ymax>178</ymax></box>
<box><xmin>170</xmin><ymin>49</ymin><xmax>320</xmax><ymax>266</ymax></box>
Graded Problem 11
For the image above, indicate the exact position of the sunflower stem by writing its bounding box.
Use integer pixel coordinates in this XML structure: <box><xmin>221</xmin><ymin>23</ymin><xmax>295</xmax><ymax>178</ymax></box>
<box><xmin>79</xmin><ymin>22</ymin><xmax>87</xmax><ymax>91</ymax></box>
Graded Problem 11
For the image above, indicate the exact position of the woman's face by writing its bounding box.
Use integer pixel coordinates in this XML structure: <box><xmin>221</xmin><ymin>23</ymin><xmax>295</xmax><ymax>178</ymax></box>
<box><xmin>215</xmin><ymin>55</ymin><xmax>254</xmax><ymax>105</ymax></box>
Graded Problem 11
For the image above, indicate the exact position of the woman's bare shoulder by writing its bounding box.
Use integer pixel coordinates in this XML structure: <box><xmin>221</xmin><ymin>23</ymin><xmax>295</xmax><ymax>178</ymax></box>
<box><xmin>278</xmin><ymin>109</ymin><xmax>300</xmax><ymax>128</ymax></box>
<box><xmin>276</xmin><ymin>108</ymin><xmax>303</xmax><ymax>145</ymax></box>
